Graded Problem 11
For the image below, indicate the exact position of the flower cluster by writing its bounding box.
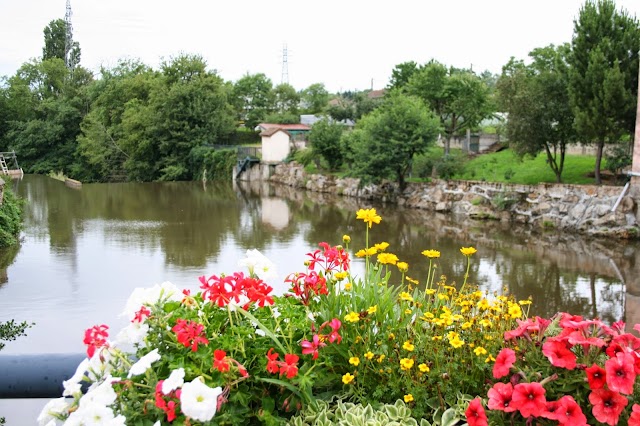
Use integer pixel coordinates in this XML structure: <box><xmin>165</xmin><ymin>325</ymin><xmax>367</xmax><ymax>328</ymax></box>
<box><xmin>467</xmin><ymin>314</ymin><xmax>640</xmax><ymax>426</ymax></box>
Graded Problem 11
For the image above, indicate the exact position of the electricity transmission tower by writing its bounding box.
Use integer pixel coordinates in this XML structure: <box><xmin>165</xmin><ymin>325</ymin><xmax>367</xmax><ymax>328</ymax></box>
<box><xmin>64</xmin><ymin>0</ymin><xmax>74</xmax><ymax>70</ymax></box>
<box><xmin>281</xmin><ymin>44</ymin><xmax>289</xmax><ymax>85</ymax></box>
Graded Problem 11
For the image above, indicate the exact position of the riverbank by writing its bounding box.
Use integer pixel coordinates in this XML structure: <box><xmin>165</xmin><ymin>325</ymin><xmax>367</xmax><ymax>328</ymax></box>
<box><xmin>259</xmin><ymin>161</ymin><xmax>639</xmax><ymax>239</ymax></box>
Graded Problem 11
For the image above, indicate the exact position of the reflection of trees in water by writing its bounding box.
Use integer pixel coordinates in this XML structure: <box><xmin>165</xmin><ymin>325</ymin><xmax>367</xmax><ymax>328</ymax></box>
<box><xmin>0</xmin><ymin>244</ymin><xmax>20</xmax><ymax>286</ymax></box>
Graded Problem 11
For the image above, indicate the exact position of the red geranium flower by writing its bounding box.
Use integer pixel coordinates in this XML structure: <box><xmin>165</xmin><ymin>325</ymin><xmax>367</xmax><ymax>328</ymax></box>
<box><xmin>132</xmin><ymin>306</ymin><xmax>151</xmax><ymax>323</ymax></box>
<box><xmin>213</xmin><ymin>349</ymin><xmax>230</xmax><ymax>373</ymax></box>
<box><xmin>279</xmin><ymin>353</ymin><xmax>299</xmax><ymax>379</ymax></box>
<box><xmin>605</xmin><ymin>351</ymin><xmax>636</xmax><ymax>395</ymax></box>
<box><xmin>553</xmin><ymin>395</ymin><xmax>587</xmax><ymax>426</ymax></box>
<box><xmin>585</xmin><ymin>363</ymin><xmax>606</xmax><ymax>390</ymax></box>
<box><xmin>512</xmin><ymin>382</ymin><xmax>546</xmax><ymax>418</ymax></box>
<box><xmin>83</xmin><ymin>324</ymin><xmax>109</xmax><ymax>358</ymax></box>
<box><xmin>487</xmin><ymin>382</ymin><xmax>516</xmax><ymax>413</ymax></box>
<box><xmin>493</xmin><ymin>348</ymin><xmax>516</xmax><ymax>379</ymax></box>
<box><xmin>542</xmin><ymin>339</ymin><xmax>577</xmax><ymax>370</ymax></box>
<box><xmin>589</xmin><ymin>389</ymin><xmax>628</xmax><ymax>426</ymax></box>
<box><xmin>465</xmin><ymin>397</ymin><xmax>488</xmax><ymax>426</ymax></box>
<box><xmin>266</xmin><ymin>348</ymin><xmax>280</xmax><ymax>374</ymax></box>
<box><xmin>172</xmin><ymin>319</ymin><xmax>209</xmax><ymax>352</ymax></box>
<box><xmin>629</xmin><ymin>404</ymin><xmax>640</xmax><ymax>426</ymax></box>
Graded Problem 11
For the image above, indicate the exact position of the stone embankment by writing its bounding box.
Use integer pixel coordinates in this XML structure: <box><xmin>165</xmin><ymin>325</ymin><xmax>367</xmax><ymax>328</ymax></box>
<box><xmin>266</xmin><ymin>162</ymin><xmax>639</xmax><ymax>239</ymax></box>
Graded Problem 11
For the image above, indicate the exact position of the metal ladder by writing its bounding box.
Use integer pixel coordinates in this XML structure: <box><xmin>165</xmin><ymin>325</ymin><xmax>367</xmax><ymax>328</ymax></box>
<box><xmin>0</xmin><ymin>155</ymin><xmax>8</xmax><ymax>175</ymax></box>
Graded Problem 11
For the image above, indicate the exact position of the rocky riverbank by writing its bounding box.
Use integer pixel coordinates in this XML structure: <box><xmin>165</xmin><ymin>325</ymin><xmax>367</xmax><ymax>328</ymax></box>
<box><xmin>264</xmin><ymin>162</ymin><xmax>639</xmax><ymax>239</ymax></box>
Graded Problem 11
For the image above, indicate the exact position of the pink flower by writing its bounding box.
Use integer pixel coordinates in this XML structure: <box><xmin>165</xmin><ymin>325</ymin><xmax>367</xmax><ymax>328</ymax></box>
<box><xmin>321</xmin><ymin>318</ymin><xmax>342</xmax><ymax>344</ymax></box>
<box><xmin>628</xmin><ymin>404</ymin><xmax>640</xmax><ymax>426</ymax></box>
<box><xmin>493</xmin><ymin>348</ymin><xmax>516</xmax><ymax>379</ymax></box>
<box><xmin>511</xmin><ymin>382</ymin><xmax>546</xmax><ymax>418</ymax></box>
<box><xmin>487</xmin><ymin>382</ymin><xmax>516</xmax><ymax>413</ymax></box>
<box><xmin>301</xmin><ymin>334</ymin><xmax>326</xmax><ymax>360</ymax></box>
<box><xmin>465</xmin><ymin>397</ymin><xmax>488</xmax><ymax>426</ymax></box>
<box><xmin>589</xmin><ymin>389</ymin><xmax>628</xmax><ymax>426</ymax></box>
<box><xmin>132</xmin><ymin>306</ymin><xmax>151</xmax><ymax>323</ymax></box>
<box><xmin>553</xmin><ymin>395</ymin><xmax>587</xmax><ymax>425</ymax></box>
<box><xmin>605</xmin><ymin>351</ymin><xmax>636</xmax><ymax>394</ymax></box>
<box><xmin>585</xmin><ymin>363</ymin><xmax>606</xmax><ymax>390</ymax></box>
<box><xmin>542</xmin><ymin>339</ymin><xmax>576</xmax><ymax>370</ymax></box>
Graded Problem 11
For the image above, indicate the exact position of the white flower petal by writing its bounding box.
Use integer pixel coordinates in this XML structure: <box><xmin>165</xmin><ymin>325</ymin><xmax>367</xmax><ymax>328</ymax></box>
<box><xmin>180</xmin><ymin>377</ymin><xmax>223</xmax><ymax>422</ymax></box>
<box><xmin>128</xmin><ymin>349</ymin><xmax>161</xmax><ymax>378</ymax></box>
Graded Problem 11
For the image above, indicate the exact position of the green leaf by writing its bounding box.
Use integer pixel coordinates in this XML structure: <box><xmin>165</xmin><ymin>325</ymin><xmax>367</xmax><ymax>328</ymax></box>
<box><xmin>440</xmin><ymin>409</ymin><xmax>460</xmax><ymax>426</ymax></box>
<box><xmin>234</xmin><ymin>307</ymin><xmax>287</xmax><ymax>354</ymax></box>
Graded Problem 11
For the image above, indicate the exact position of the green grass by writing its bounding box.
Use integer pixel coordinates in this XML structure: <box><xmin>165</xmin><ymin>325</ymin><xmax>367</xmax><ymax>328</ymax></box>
<box><xmin>452</xmin><ymin>149</ymin><xmax>606</xmax><ymax>185</ymax></box>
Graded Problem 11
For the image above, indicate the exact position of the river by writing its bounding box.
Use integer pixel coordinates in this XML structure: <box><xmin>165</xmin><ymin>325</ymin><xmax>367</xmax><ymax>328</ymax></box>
<box><xmin>0</xmin><ymin>174</ymin><xmax>638</xmax><ymax>423</ymax></box>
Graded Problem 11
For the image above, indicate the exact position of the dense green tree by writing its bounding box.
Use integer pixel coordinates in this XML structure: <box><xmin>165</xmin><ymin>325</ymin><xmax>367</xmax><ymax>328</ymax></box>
<box><xmin>348</xmin><ymin>91</ymin><xmax>441</xmax><ymax>189</ymax></box>
<box><xmin>388</xmin><ymin>61</ymin><xmax>419</xmax><ymax>90</ymax></box>
<box><xmin>42</xmin><ymin>19</ymin><xmax>80</xmax><ymax>69</ymax></box>
<box><xmin>232</xmin><ymin>73</ymin><xmax>275</xmax><ymax>129</ymax></box>
<box><xmin>308</xmin><ymin>118</ymin><xmax>345</xmax><ymax>171</ymax></box>
<box><xmin>273</xmin><ymin>83</ymin><xmax>300</xmax><ymax>115</ymax></box>
<box><xmin>568</xmin><ymin>0</ymin><xmax>640</xmax><ymax>184</ymax></box>
<box><xmin>405</xmin><ymin>61</ymin><xmax>494</xmax><ymax>155</ymax></box>
<box><xmin>497</xmin><ymin>44</ymin><xmax>576</xmax><ymax>183</ymax></box>
<box><xmin>326</xmin><ymin>97</ymin><xmax>355</xmax><ymax>122</ymax></box>
<box><xmin>301</xmin><ymin>83</ymin><xmax>329</xmax><ymax>114</ymax></box>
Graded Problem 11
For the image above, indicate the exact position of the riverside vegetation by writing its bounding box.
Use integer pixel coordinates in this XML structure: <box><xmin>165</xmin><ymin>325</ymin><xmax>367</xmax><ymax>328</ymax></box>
<box><xmin>37</xmin><ymin>209</ymin><xmax>640</xmax><ymax>425</ymax></box>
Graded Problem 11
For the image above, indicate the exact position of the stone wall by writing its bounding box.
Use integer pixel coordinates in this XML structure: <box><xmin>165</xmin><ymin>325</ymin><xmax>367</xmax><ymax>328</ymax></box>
<box><xmin>265</xmin><ymin>162</ymin><xmax>639</xmax><ymax>239</ymax></box>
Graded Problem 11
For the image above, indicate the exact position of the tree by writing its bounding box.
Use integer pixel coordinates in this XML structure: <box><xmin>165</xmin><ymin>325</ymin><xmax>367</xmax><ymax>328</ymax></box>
<box><xmin>308</xmin><ymin>118</ymin><xmax>345</xmax><ymax>171</ymax></box>
<box><xmin>568</xmin><ymin>0</ymin><xmax>640</xmax><ymax>184</ymax></box>
<box><xmin>42</xmin><ymin>19</ymin><xmax>80</xmax><ymax>69</ymax></box>
<box><xmin>326</xmin><ymin>97</ymin><xmax>355</xmax><ymax>122</ymax></box>
<box><xmin>497</xmin><ymin>44</ymin><xmax>576</xmax><ymax>183</ymax></box>
<box><xmin>273</xmin><ymin>83</ymin><xmax>300</xmax><ymax>115</ymax></box>
<box><xmin>232</xmin><ymin>73</ymin><xmax>275</xmax><ymax>129</ymax></box>
<box><xmin>301</xmin><ymin>83</ymin><xmax>329</xmax><ymax>114</ymax></box>
<box><xmin>405</xmin><ymin>61</ymin><xmax>494</xmax><ymax>155</ymax></box>
<box><xmin>388</xmin><ymin>61</ymin><xmax>419</xmax><ymax>90</ymax></box>
<box><xmin>349</xmin><ymin>91</ymin><xmax>441</xmax><ymax>190</ymax></box>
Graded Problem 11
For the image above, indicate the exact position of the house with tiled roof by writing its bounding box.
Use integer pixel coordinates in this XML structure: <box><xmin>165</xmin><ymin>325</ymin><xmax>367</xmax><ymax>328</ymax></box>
<box><xmin>257</xmin><ymin>123</ymin><xmax>311</xmax><ymax>163</ymax></box>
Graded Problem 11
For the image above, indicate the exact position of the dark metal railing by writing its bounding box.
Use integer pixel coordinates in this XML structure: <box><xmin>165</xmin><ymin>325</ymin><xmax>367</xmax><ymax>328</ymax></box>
<box><xmin>0</xmin><ymin>353</ymin><xmax>86</xmax><ymax>398</ymax></box>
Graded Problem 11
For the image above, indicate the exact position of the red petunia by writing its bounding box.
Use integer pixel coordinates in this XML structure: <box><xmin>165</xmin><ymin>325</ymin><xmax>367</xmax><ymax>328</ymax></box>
<box><xmin>213</xmin><ymin>349</ymin><xmax>230</xmax><ymax>373</ymax></box>
<box><xmin>629</xmin><ymin>404</ymin><xmax>640</xmax><ymax>426</ymax></box>
<box><xmin>266</xmin><ymin>348</ymin><xmax>280</xmax><ymax>374</ymax></box>
<box><xmin>605</xmin><ymin>351</ymin><xmax>636</xmax><ymax>395</ymax></box>
<box><xmin>279</xmin><ymin>353</ymin><xmax>299</xmax><ymax>379</ymax></box>
<box><xmin>487</xmin><ymin>382</ymin><xmax>516</xmax><ymax>413</ymax></box>
<box><xmin>553</xmin><ymin>395</ymin><xmax>587</xmax><ymax>426</ymax></box>
<box><xmin>465</xmin><ymin>397</ymin><xmax>488</xmax><ymax>426</ymax></box>
<box><xmin>585</xmin><ymin>363</ymin><xmax>607</xmax><ymax>390</ymax></box>
<box><xmin>542</xmin><ymin>339</ymin><xmax>577</xmax><ymax>370</ymax></box>
<box><xmin>511</xmin><ymin>382</ymin><xmax>546</xmax><ymax>418</ymax></box>
<box><xmin>493</xmin><ymin>348</ymin><xmax>516</xmax><ymax>379</ymax></box>
<box><xmin>589</xmin><ymin>389</ymin><xmax>628</xmax><ymax>426</ymax></box>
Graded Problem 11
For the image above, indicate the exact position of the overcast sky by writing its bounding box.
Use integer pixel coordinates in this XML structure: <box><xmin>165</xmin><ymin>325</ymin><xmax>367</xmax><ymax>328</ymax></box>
<box><xmin>1</xmin><ymin>0</ymin><xmax>639</xmax><ymax>93</ymax></box>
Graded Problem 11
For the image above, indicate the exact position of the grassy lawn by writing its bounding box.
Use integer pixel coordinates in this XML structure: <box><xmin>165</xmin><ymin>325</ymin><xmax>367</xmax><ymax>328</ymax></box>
<box><xmin>451</xmin><ymin>149</ymin><xmax>609</xmax><ymax>185</ymax></box>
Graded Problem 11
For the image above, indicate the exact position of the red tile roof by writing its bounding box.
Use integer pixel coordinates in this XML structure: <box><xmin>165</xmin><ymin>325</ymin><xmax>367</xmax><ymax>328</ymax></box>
<box><xmin>258</xmin><ymin>123</ymin><xmax>311</xmax><ymax>131</ymax></box>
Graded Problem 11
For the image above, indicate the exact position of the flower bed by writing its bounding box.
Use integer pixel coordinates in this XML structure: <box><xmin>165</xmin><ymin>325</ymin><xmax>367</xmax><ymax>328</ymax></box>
<box><xmin>38</xmin><ymin>209</ymin><xmax>640</xmax><ymax>425</ymax></box>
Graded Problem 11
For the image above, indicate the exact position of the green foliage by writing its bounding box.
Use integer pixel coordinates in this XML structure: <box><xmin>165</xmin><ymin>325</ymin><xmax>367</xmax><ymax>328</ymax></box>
<box><xmin>490</xmin><ymin>192</ymin><xmax>518</xmax><ymax>211</ymax></box>
<box><xmin>348</xmin><ymin>92</ymin><xmax>441</xmax><ymax>189</ymax></box>
<box><xmin>42</xmin><ymin>19</ymin><xmax>80</xmax><ymax>68</ymax></box>
<box><xmin>0</xmin><ymin>319</ymin><xmax>31</xmax><ymax>352</ymax></box>
<box><xmin>232</xmin><ymin>73</ymin><xmax>275</xmax><ymax>129</ymax></box>
<box><xmin>293</xmin><ymin>148</ymin><xmax>317</xmax><ymax>168</ymax></box>
<box><xmin>302</xmin><ymin>83</ymin><xmax>330</xmax><ymax>114</ymax></box>
<box><xmin>202</xmin><ymin>148</ymin><xmax>238</xmax><ymax>181</ymax></box>
<box><xmin>274</xmin><ymin>83</ymin><xmax>301</xmax><ymax>116</ymax></box>
<box><xmin>568</xmin><ymin>0</ymin><xmax>640</xmax><ymax>184</ymax></box>
<box><xmin>264</xmin><ymin>112</ymin><xmax>300</xmax><ymax>124</ymax></box>
<box><xmin>497</xmin><ymin>44</ymin><xmax>575</xmax><ymax>183</ymax></box>
<box><xmin>605</xmin><ymin>144</ymin><xmax>631</xmax><ymax>180</ymax></box>
<box><xmin>288</xmin><ymin>399</ymin><xmax>425</xmax><ymax>426</ymax></box>
<box><xmin>405</xmin><ymin>61</ymin><xmax>494</xmax><ymax>155</ymax></box>
<box><xmin>453</xmin><ymin>149</ymin><xmax>605</xmax><ymax>185</ymax></box>
<box><xmin>308</xmin><ymin>119</ymin><xmax>345</xmax><ymax>171</ymax></box>
<box><xmin>0</xmin><ymin>185</ymin><xmax>23</xmax><ymax>248</ymax></box>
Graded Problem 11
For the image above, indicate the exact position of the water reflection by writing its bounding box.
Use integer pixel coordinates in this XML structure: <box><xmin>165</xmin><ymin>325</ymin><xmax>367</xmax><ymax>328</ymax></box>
<box><xmin>0</xmin><ymin>175</ymin><xmax>637</xmax><ymax>357</ymax></box>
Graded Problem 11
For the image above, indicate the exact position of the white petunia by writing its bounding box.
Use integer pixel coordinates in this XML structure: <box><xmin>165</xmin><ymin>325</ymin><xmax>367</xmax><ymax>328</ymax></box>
<box><xmin>238</xmin><ymin>249</ymin><xmax>277</xmax><ymax>281</ymax></box>
<box><xmin>37</xmin><ymin>397</ymin><xmax>71</xmax><ymax>426</ymax></box>
<box><xmin>64</xmin><ymin>400</ymin><xmax>125</xmax><ymax>426</ymax></box>
<box><xmin>115</xmin><ymin>321</ymin><xmax>149</xmax><ymax>346</ymax></box>
<box><xmin>128</xmin><ymin>348</ymin><xmax>161</xmax><ymax>377</ymax></box>
<box><xmin>180</xmin><ymin>377</ymin><xmax>223</xmax><ymax>422</ymax></box>
<box><xmin>81</xmin><ymin>376</ymin><xmax>120</xmax><ymax>406</ymax></box>
<box><xmin>122</xmin><ymin>281</ymin><xmax>182</xmax><ymax>320</ymax></box>
<box><xmin>86</xmin><ymin>348</ymin><xmax>118</xmax><ymax>383</ymax></box>
<box><xmin>63</xmin><ymin>358</ymin><xmax>89</xmax><ymax>397</ymax></box>
<box><xmin>161</xmin><ymin>367</ymin><xmax>185</xmax><ymax>394</ymax></box>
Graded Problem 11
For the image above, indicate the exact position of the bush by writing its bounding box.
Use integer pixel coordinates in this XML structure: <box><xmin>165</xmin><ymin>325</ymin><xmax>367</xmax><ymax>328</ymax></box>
<box><xmin>0</xmin><ymin>185</ymin><xmax>23</xmax><ymax>248</ymax></box>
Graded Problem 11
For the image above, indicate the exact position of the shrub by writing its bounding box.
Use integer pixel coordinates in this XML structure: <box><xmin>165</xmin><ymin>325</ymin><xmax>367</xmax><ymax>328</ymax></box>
<box><xmin>0</xmin><ymin>185</ymin><xmax>23</xmax><ymax>248</ymax></box>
